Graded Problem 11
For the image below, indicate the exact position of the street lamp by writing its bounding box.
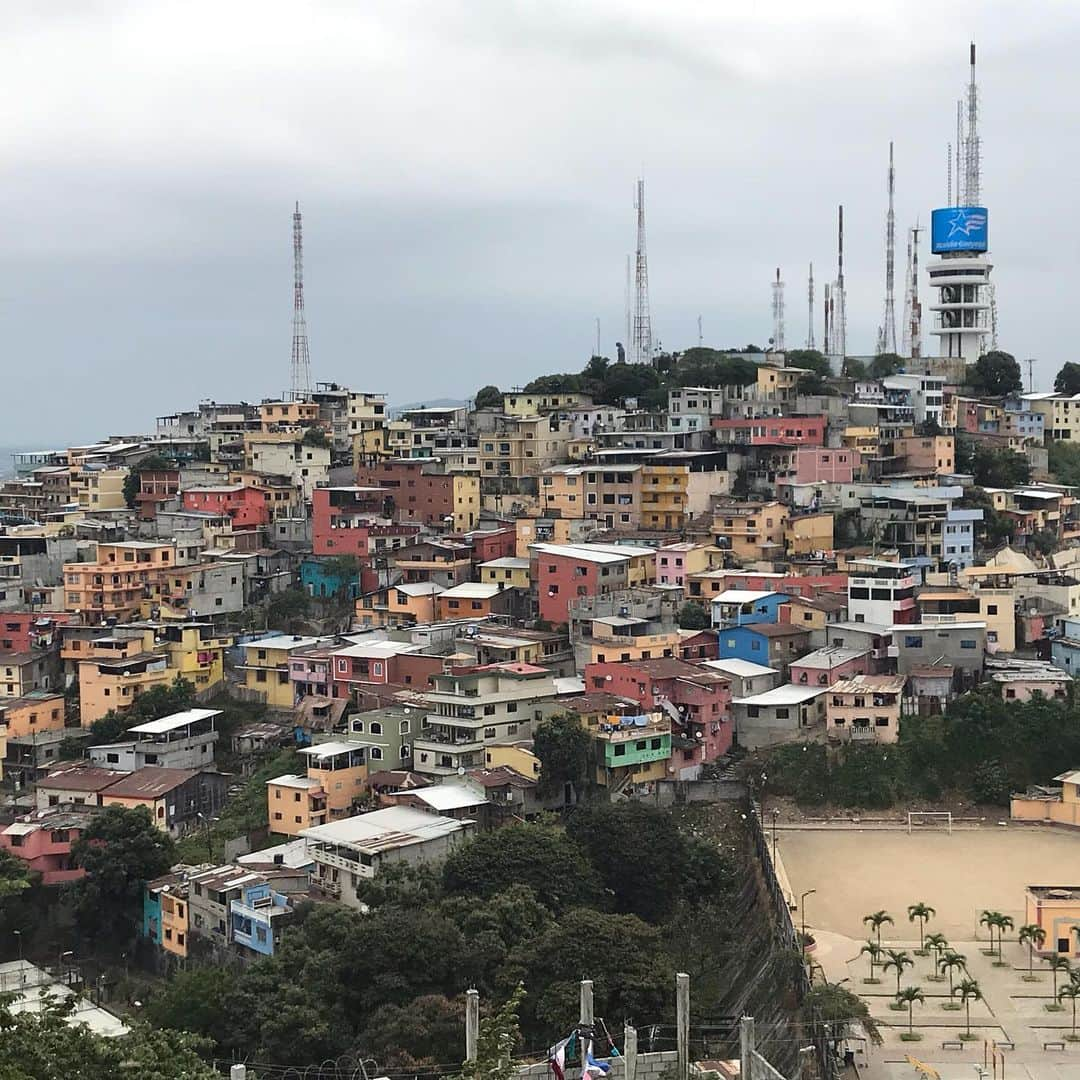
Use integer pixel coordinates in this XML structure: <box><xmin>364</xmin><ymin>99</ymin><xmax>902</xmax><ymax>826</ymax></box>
<box><xmin>800</xmin><ymin>889</ymin><xmax>817</xmax><ymax>943</ymax></box>
<box><xmin>13</xmin><ymin>930</ymin><xmax>22</xmax><ymax>965</ymax></box>
<box><xmin>771</xmin><ymin>808</ymin><xmax>780</xmax><ymax>860</ymax></box>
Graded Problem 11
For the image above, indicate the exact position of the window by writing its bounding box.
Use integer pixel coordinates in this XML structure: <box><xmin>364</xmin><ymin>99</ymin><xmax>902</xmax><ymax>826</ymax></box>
<box><xmin>904</xmin><ymin>636</ymin><xmax>923</xmax><ymax>648</ymax></box>
<box><xmin>987</xmin><ymin>604</ymin><xmax>998</xmax><ymax>615</ymax></box>
<box><xmin>775</xmin><ymin>708</ymin><xmax>789</xmax><ymax>719</ymax></box>
<box><xmin>369</xmin><ymin>721</ymin><xmax>382</xmax><ymax>735</ymax></box>
<box><xmin>369</xmin><ymin>747</ymin><xmax>383</xmax><ymax>760</ymax></box>
<box><xmin>484</xmin><ymin>727</ymin><xmax>497</xmax><ymax>739</ymax></box>
<box><xmin>960</xmin><ymin>639</ymin><xmax>977</xmax><ymax>650</ymax></box>
<box><xmin>399</xmin><ymin>719</ymin><xmax>410</xmax><ymax>734</ymax></box>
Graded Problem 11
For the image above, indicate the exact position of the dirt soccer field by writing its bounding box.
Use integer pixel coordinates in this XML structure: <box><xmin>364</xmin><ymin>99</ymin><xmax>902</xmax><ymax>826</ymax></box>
<box><xmin>779</xmin><ymin>827</ymin><xmax>1080</xmax><ymax>941</ymax></box>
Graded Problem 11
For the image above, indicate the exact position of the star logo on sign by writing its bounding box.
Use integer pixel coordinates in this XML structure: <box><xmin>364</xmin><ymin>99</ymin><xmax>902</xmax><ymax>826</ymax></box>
<box><xmin>947</xmin><ymin>209</ymin><xmax>985</xmax><ymax>238</ymax></box>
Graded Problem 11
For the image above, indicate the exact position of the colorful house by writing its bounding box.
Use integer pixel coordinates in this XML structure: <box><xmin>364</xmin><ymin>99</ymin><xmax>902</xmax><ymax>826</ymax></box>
<box><xmin>789</xmin><ymin>647</ymin><xmax>870</xmax><ymax>688</ymax></box>
<box><xmin>0</xmin><ymin>808</ymin><xmax>94</xmax><ymax>885</ymax></box>
<box><xmin>715</xmin><ymin>624</ymin><xmax>813</xmax><ymax>679</ymax></box>
<box><xmin>710</xmin><ymin>590</ymin><xmax>790</xmax><ymax>629</ymax></box>
<box><xmin>239</xmin><ymin>635</ymin><xmax>327</xmax><ymax>709</ymax></box>
<box><xmin>825</xmin><ymin>674</ymin><xmax>906</xmax><ymax>743</ymax></box>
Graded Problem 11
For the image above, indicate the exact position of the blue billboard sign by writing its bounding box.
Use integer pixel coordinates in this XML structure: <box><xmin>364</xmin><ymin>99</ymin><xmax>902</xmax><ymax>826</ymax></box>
<box><xmin>931</xmin><ymin>206</ymin><xmax>988</xmax><ymax>254</ymax></box>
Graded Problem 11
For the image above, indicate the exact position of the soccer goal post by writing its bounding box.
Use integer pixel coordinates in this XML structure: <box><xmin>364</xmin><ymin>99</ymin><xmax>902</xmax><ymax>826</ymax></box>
<box><xmin>907</xmin><ymin>811</ymin><xmax>953</xmax><ymax>834</ymax></box>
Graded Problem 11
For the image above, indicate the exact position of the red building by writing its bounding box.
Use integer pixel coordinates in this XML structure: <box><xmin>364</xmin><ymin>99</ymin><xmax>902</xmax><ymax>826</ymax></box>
<box><xmin>312</xmin><ymin>487</ymin><xmax>420</xmax><ymax>563</ymax></box>
<box><xmin>0</xmin><ymin>809</ymin><xmax>94</xmax><ymax>886</ymax></box>
<box><xmin>465</xmin><ymin>528</ymin><xmax>517</xmax><ymax>565</ymax></box>
<box><xmin>354</xmin><ymin>460</ymin><xmax>465</xmax><ymax>529</ymax></box>
<box><xmin>711</xmin><ymin>415</ymin><xmax>828</xmax><ymax>447</ymax></box>
<box><xmin>330</xmin><ymin>642</ymin><xmax>444</xmax><ymax>699</ymax></box>
<box><xmin>584</xmin><ymin>657</ymin><xmax>733</xmax><ymax>767</ymax></box>
<box><xmin>182</xmin><ymin>484</ymin><xmax>269</xmax><ymax>527</ymax></box>
<box><xmin>0</xmin><ymin>612</ymin><xmax>73</xmax><ymax>654</ymax></box>
<box><xmin>531</xmin><ymin>544</ymin><xmax>638</xmax><ymax>624</ymax></box>
<box><xmin>135</xmin><ymin>469</ymin><xmax>180</xmax><ymax>521</ymax></box>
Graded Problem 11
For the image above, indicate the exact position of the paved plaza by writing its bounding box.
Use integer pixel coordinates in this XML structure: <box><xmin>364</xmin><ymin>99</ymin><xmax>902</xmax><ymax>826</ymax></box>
<box><xmin>778</xmin><ymin>826</ymin><xmax>1080</xmax><ymax>1080</ymax></box>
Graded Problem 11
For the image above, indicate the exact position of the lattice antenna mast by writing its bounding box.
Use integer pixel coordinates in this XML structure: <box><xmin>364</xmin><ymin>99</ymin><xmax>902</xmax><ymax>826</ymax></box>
<box><xmin>910</xmin><ymin>223</ymin><xmax>923</xmax><ymax>359</ymax></box>
<box><xmin>632</xmin><ymin>179</ymin><xmax>653</xmax><ymax>365</ymax></box>
<box><xmin>956</xmin><ymin>101</ymin><xmax>965</xmax><ymax>205</ymax></box>
<box><xmin>835</xmin><ymin>205</ymin><xmax>847</xmax><ymax>359</ymax></box>
<box><xmin>947</xmin><ymin>142</ymin><xmax>953</xmax><ymax>206</ymax></box>
<box><xmin>290</xmin><ymin>201</ymin><xmax>313</xmax><ymax>401</ymax></box>
<box><xmin>771</xmin><ymin>267</ymin><xmax>785</xmax><ymax>351</ymax></box>
<box><xmin>964</xmin><ymin>42</ymin><xmax>981</xmax><ymax>207</ymax></box>
<box><xmin>823</xmin><ymin>282</ymin><xmax>832</xmax><ymax>355</ymax></box>
<box><xmin>879</xmin><ymin>142</ymin><xmax>898</xmax><ymax>355</ymax></box>
<box><xmin>806</xmin><ymin>263</ymin><xmax>816</xmax><ymax>350</ymax></box>
<box><xmin>902</xmin><ymin>231</ymin><xmax>913</xmax><ymax>358</ymax></box>
<box><xmin>625</xmin><ymin>255</ymin><xmax>632</xmax><ymax>358</ymax></box>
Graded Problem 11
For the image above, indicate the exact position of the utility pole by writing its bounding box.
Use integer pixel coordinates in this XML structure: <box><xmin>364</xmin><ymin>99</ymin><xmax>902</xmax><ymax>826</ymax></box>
<box><xmin>465</xmin><ymin>988</ymin><xmax>479</xmax><ymax>1062</ymax></box>
<box><xmin>740</xmin><ymin>1016</ymin><xmax>755</xmax><ymax>1080</ymax></box>
<box><xmin>697</xmin><ymin>314</ymin><xmax>703</xmax><ymax>348</ymax></box>
<box><xmin>676</xmin><ymin>973</ymin><xmax>690</xmax><ymax>1080</ymax></box>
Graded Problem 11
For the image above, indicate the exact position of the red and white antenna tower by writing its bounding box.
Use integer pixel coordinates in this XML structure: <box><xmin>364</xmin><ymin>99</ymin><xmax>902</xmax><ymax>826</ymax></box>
<box><xmin>291</xmin><ymin>201</ymin><xmax>313</xmax><ymax>401</ymax></box>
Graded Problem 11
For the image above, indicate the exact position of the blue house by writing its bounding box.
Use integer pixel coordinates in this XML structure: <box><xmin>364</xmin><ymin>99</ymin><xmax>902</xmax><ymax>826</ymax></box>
<box><xmin>230</xmin><ymin>881</ymin><xmax>293</xmax><ymax>958</ymax></box>
<box><xmin>710</xmin><ymin>591</ymin><xmax>790</xmax><ymax>629</ymax></box>
<box><xmin>300</xmin><ymin>555</ymin><xmax>359</xmax><ymax>600</ymax></box>
<box><xmin>715</xmin><ymin>623</ymin><xmax>812</xmax><ymax>675</ymax></box>
<box><xmin>1051</xmin><ymin>617</ymin><xmax>1080</xmax><ymax>675</ymax></box>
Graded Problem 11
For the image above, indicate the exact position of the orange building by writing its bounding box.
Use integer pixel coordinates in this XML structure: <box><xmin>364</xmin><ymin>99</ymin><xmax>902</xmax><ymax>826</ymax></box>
<box><xmin>63</xmin><ymin>542</ymin><xmax>176</xmax><ymax>623</ymax></box>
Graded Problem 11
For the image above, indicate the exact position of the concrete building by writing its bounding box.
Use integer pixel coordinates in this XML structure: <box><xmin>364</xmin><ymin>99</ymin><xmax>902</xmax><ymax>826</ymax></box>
<box><xmin>891</xmin><ymin>621</ymin><xmax>986</xmax><ymax>688</ymax></box>
<box><xmin>825</xmin><ymin>674</ymin><xmax>906</xmax><ymax>743</ymax></box>
<box><xmin>88</xmin><ymin>708</ymin><xmax>219</xmax><ymax>772</ymax></box>
<box><xmin>98</xmin><ymin>766</ymin><xmax>228</xmax><ymax>835</ymax></box>
<box><xmin>700</xmin><ymin>658</ymin><xmax>780</xmax><ymax>699</ymax></box>
<box><xmin>301</xmin><ymin>805</ymin><xmax>471</xmax><ymax>906</ymax></box>
<box><xmin>732</xmin><ymin>685</ymin><xmax>827</xmax><ymax>749</ymax></box>
<box><xmin>789</xmin><ymin>646</ymin><xmax>869</xmax><ymax>688</ymax></box>
<box><xmin>847</xmin><ymin>559</ymin><xmax>918</xmax><ymax>626</ymax></box>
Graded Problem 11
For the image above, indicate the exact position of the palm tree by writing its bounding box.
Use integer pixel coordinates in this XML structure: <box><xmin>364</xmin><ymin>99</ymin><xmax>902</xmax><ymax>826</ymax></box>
<box><xmin>1048</xmin><ymin>955</ymin><xmax>1072</xmax><ymax>1003</ymax></box>
<box><xmin>908</xmin><ymin>902</ymin><xmax>936</xmax><ymax>952</ymax></box>
<box><xmin>979</xmin><ymin>910</ymin><xmax>1001</xmax><ymax>955</ymax></box>
<box><xmin>1060</xmin><ymin>983</ymin><xmax>1080</xmax><ymax>1038</ymax></box>
<box><xmin>883</xmin><ymin>948</ymin><xmax>915</xmax><ymax>996</ymax></box>
<box><xmin>860</xmin><ymin>940</ymin><xmax>883</xmax><ymax>982</ymax></box>
<box><xmin>996</xmin><ymin>914</ymin><xmax>1015</xmax><ymax>961</ymax></box>
<box><xmin>959</xmin><ymin>978</ymin><xmax>982</xmax><ymax>1038</ymax></box>
<box><xmin>864</xmin><ymin>910</ymin><xmax>894</xmax><ymax>947</ymax></box>
<box><xmin>896</xmin><ymin>985</ymin><xmax>926</xmax><ymax>1037</ymax></box>
<box><xmin>1019</xmin><ymin>924</ymin><xmax>1047</xmax><ymax>977</ymax></box>
<box><xmin>924</xmin><ymin>932</ymin><xmax>948</xmax><ymax>976</ymax></box>
<box><xmin>939</xmin><ymin>951</ymin><xmax>967</xmax><ymax>1000</ymax></box>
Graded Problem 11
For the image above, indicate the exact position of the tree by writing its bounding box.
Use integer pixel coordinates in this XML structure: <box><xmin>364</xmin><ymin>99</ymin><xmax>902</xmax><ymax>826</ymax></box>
<box><xmin>870</xmin><ymin>353</ymin><xmax>904</xmax><ymax>379</ymax></box>
<box><xmin>71</xmin><ymin>805</ymin><xmax>176</xmax><ymax>944</ymax></box>
<box><xmin>121</xmin><ymin>452</ymin><xmax>175</xmax><ymax>509</ymax></box>
<box><xmin>677</xmin><ymin>601</ymin><xmax>710</xmax><ymax>631</ymax></box>
<box><xmin>362</xmin><ymin>994</ymin><xmax>468</xmax><ymax>1069</ymax></box>
<box><xmin>1060</xmin><ymin>982</ymin><xmax>1080</xmax><ymax>1039</ymax></box>
<box><xmin>938</xmin><ymin>951</ymin><xmax>967</xmax><ymax>1000</ymax></box>
<box><xmin>860</xmin><ymin>940</ymin><xmax>883</xmax><ymax>982</ymax></box>
<box><xmin>1048</xmin><ymin>955</ymin><xmax>1072</xmax><ymax>1003</ymax></box>
<box><xmin>1019</xmin><ymin>923</ymin><xmax>1047</xmax><ymax>978</ymax></box>
<box><xmin>958</xmin><ymin>978</ymin><xmax>981</xmax><ymax>1037</ymax></box>
<box><xmin>566</xmin><ymin>802</ymin><xmax>734</xmax><ymax>924</ymax></box>
<box><xmin>863</xmin><ymin>909</ymin><xmax>894</xmax><ymax>947</ymax></box>
<box><xmin>1049</xmin><ymin>441</ymin><xmax>1080</xmax><ymax>488</ymax></box>
<box><xmin>455</xmin><ymin>984</ymin><xmax>525</xmax><ymax>1080</ymax></box>
<box><xmin>995</xmin><ymin>913</ymin><xmax>1015</xmax><ymax>961</ymax></box>
<box><xmin>0</xmin><ymin>848</ymin><xmax>32</xmax><ymax>899</ymax></box>
<box><xmin>301</xmin><ymin>427</ymin><xmax>331</xmax><ymax>448</ymax></box>
<box><xmin>924</xmin><ymin>932</ymin><xmax>949</xmax><ymax>972</ymax></box>
<box><xmin>842</xmin><ymin>356</ymin><xmax>868</xmax><ymax>379</ymax></box>
<box><xmin>896</xmin><ymin>985</ymin><xmax>925</xmax><ymax>1038</ymax></box>
<box><xmin>0</xmin><ymin>994</ymin><xmax>221</xmax><ymax>1079</ymax></box>
<box><xmin>882</xmin><ymin>949</ymin><xmax>914</xmax><ymax>996</ymax></box>
<box><xmin>532</xmin><ymin>715</ymin><xmax>591</xmax><ymax>800</ymax></box>
<box><xmin>979</xmin><ymin>910</ymin><xmax>999</xmax><ymax>954</ymax></box>
<box><xmin>267</xmin><ymin>588</ymin><xmax>311</xmax><ymax>632</ymax></box>
<box><xmin>474</xmin><ymin>385</ymin><xmax>503</xmax><ymax>409</ymax></box>
<box><xmin>972</xmin><ymin>350</ymin><xmax>1023</xmax><ymax>397</ymax></box>
<box><xmin>802</xmin><ymin>982</ymin><xmax>879</xmax><ymax>1049</ymax></box>
<box><xmin>959</xmin><ymin>438</ymin><xmax>1032</xmax><ymax>488</ymax></box>
<box><xmin>784</xmin><ymin>350</ymin><xmax>831</xmax><ymax>378</ymax></box>
<box><xmin>907</xmin><ymin>902</ymin><xmax>935</xmax><ymax>951</ymax></box>
<box><xmin>443</xmin><ymin>823</ymin><xmax>601</xmax><ymax>914</ymax></box>
<box><xmin>1056</xmin><ymin>363</ymin><xmax>1080</xmax><ymax>397</ymax></box>
<box><xmin>87</xmin><ymin>676</ymin><xmax>195</xmax><ymax>744</ymax></box>
<box><xmin>144</xmin><ymin>968</ymin><xmax>234</xmax><ymax>1050</ymax></box>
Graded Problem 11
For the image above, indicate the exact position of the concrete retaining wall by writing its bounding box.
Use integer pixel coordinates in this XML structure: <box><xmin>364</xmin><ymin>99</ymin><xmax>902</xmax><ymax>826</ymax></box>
<box><xmin>516</xmin><ymin>1051</ymin><xmax>678</xmax><ymax>1079</ymax></box>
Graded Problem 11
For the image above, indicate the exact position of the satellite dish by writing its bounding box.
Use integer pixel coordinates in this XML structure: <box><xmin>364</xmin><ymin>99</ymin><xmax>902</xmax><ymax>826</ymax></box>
<box><xmin>457</xmin><ymin>766</ymin><xmax>466</xmax><ymax>776</ymax></box>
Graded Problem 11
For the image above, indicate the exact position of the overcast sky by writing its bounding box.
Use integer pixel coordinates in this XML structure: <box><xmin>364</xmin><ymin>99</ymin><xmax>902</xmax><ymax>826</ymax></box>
<box><xmin>3</xmin><ymin>1</ymin><xmax>1075</xmax><ymax>445</ymax></box>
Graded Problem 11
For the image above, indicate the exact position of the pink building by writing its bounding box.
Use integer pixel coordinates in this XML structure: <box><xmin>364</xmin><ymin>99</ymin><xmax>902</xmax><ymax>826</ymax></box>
<box><xmin>0</xmin><ymin>809</ymin><xmax>94</xmax><ymax>885</ymax></box>
<box><xmin>792</xmin><ymin>447</ymin><xmax>854</xmax><ymax>485</ymax></box>
<box><xmin>712</xmin><ymin>415</ymin><xmax>828</xmax><ymax>447</ymax></box>
<box><xmin>182</xmin><ymin>485</ymin><xmax>269</xmax><ymax>527</ymax></box>
<box><xmin>655</xmin><ymin>543</ymin><xmax>697</xmax><ymax>589</ymax></box>
<box><xmin>789</xmin><ymin>646</ymin><xmax>869</xmax><ymax>688</ymax></box>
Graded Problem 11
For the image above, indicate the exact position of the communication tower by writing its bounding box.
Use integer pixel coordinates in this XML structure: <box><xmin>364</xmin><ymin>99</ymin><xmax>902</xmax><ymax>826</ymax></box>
<box><xmin>632</xmin><ymin>179</ymin><xmax>653</xmax><ymax>365</ymax></box>
<box><xmin>771</xmin><ymin>268</ymin><xmax>786</xmax><ymax>351</ymax></box>
<box><xmin>806</xmin><ymin>263</ymin><xmax>816</xmax><ymax>350</ymax></box>
<box><xmin>290</xmin><ymin>202</ymin><xmax>313</xmax><ymax>401</ymax></box>
<box><xmin>833</xmin><ymin>205</ymin><xmax>847</xmax><ymax>360</ymax></box>
<box><xmin>878</xmin><ymin>143</ymin><xmax>898</xmax><ymax>355</ymax></box>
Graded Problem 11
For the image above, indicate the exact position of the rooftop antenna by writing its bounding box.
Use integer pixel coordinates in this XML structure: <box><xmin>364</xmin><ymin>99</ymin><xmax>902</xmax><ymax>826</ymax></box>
<box><xmin>632</xmin><ymin>179</ymin><xmax>653</xmax><ymax>365</ymax></box>
<box><xmin>806</xmin><ymin>263</ymin><xmax>816</xmax><ymax>350</ymax></box>
<box><xmin>771</xmin><ymin>267</ymin><xmax>786</xmax><ymax>351</ymax></box>
<box><xmin>965</xmin><ymin>42</ymin><xmax>981</xmax><ymax>207</ymax></box>
<box><xmin>878</xmin><ymin>142</ymin><xmax>898</xmax><ymax>355</ymax></box>
<box><xmin>902</xmin><ymin>231</ymin><xmax>913</xmax><ymax>358</ymax></box>
<box><xmin>290</xmin><ymin>201</ymin><xmax>313</xmax><ymax>401</ymax></box>
<box><xmin>823</xmin><ymin>282</ymin><xmax>832</xmax><ymax>356</ymax></box>
<box><xmin>1025</xmin><ymin>356</ymin><xmax>1035</xmax><ymax>393</ymax></box>
<box><xmin>835</xmin><ymin>205</ymin><xmax>847</xmax><ymax>359</ymax></box>
<box><xmin>697</xmin><ymin>314</ymin><xmax>703</xmax><ymax>348</ymax></box>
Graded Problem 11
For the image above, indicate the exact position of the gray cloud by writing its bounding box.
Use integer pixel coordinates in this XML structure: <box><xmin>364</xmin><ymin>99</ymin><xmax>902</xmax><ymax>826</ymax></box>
<box><xmin>2</xmin><ymin>1</ymin><xmax>1078</xmax><ymax>443</ymax></box>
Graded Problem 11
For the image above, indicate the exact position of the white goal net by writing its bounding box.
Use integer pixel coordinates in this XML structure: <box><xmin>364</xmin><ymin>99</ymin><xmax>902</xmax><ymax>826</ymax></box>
<box><xmin>907</xmin><ymin>811</ymin><xmax>953</xmax><ymax>834</ymax></box>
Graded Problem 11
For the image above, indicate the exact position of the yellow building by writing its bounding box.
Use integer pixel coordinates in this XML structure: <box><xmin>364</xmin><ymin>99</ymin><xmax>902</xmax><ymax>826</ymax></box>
<box><xmin>710</xmin><ymin>501</ymin><xmax>790</xmax><ymax>562</ymax></box>
<box><xmin>299</xmin><ymin>742</ymin><xmax>370</xmax><ymax>819</ymax></box>
<box><xmin>479</xmin><ymin>557</ymin><xmax>531</xmax><ymax>590</ymax></box>
<box><xmin>1012</xmin><ymin>771</ymin><xmax>1080</xmax><ymax>832</ymax></box>
<box><xmin>259</xmin><ymin>400</ymin><xmax>320</xmax><ymax>432</ymax></box>
<box><xmin>267</xmin><ymin>774</ymin><xmax>328</xmax><ymax>836</ymax></box>
<box><xmin>501</xmin><ymin>391</ymin><xmax>593</xmax><ymax>416</ymax></box>
<box><xmin>239</xmin><ymin>634</ymin><xmax>324</xmax><ymax>708</ymax></box>
<box><xmin>586</xmin><ymin>619</ymin><xmax>680</xmax><ymax>665</ymax></box>
<box><xmin>757</xmin><ymin>365</ymin><xmax>807</xmax><ymax>403</ymax></box>
<box><xmin>640</xmin><ymin>464</ymin><xmax>689</xmax><ymax>531</ymax></box>
<box><xmin>157</xmin><ymin>625</ymin><xmax>230</xmax><ymax>693</ymax></box>
<box><xmin>514</xmin><ymin>517</ymin><xmax>598</xmax><ymax>558</ymax></box>
<box><xmin>79</xmin><ymin>646</ymin><xmax>171</xmax><ymax>726</ymax></box>
<box><xmin>1025</xmin><ymin>394</ymin><xmax>1080</xmax><ymax>442</ymax></box>
<box><xmin>785</xmin><ymin>512</ymin><xmax>834</xmax><ymax>556</ymax></box>
<box><xmin>349</xmin><ymin>392</ymin><xmax>389</xmax><ymax>462</ymax></box>
<box><xmin>825</xmin><ymin>674</ymin><xmax>906</xmax><ymax>744</ymax></box>
<box><xmin>483</xmin><ymin>743</ymin><xmax>541</xmax><ymax>779</ymax></box>
<box><xmin>63</xmin><ymin>541</ymin><xmax>177</xmax><ymax>624</ymax></box>
<box><xmin>71</xmin><ymin>466</ymin><xmax>127</xmax><ymax>511</ymax></box>
<box><xmin>539</xmin><ymin>466</ymin><xmax>589</xmax><ymax>519</ymax></box>
<box><xmin>149</xmin><ymin>879</ymin><xmax>191</xmax><ymax>959</ymax></box>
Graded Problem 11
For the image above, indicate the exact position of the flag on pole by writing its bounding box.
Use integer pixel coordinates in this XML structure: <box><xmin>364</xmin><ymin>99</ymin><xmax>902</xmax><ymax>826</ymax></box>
<box><xmin>582</xmin><ymin>1042</ymin><xmax>611</xmax><ymax>1079</ymax></box>
<box><xmin>549</xmin><ymin>1036</ymin><xmax>571</xmax><ymax>1080</ymax></box>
